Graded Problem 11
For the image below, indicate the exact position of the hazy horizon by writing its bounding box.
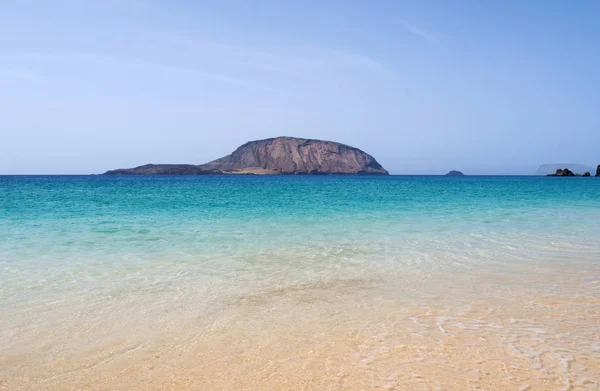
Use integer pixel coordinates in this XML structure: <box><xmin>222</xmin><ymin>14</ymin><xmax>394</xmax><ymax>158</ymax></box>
<box><xmin>2</xmin><ymin>1</ymin><xmax>599</xmax><ymax>175</ymax></box>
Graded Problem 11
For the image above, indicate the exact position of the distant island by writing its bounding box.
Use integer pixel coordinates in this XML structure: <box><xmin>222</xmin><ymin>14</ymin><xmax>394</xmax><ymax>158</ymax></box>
<box><xmin>104</xmin><ymin>137</ymin><xmax>389</xmax><ymax>175</ymax></box>
<box><xmin>445</xmin><ymin>170</ymin><xmax>465</xmax><ymax>176</ymax></box>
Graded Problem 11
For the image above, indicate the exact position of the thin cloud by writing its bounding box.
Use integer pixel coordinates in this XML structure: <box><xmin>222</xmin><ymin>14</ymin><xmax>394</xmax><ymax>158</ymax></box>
<box><xmin>1</xmin><ymin>37</ymin><xmax>395</xmax><ymax>96</ymax></box>
<box><xmin>155</xmin><ymin>63</ymin><xmax>292</xmax><ymax>97</ymax></box>
<box><xmin>0</xmin><ymin>52</ymin><xmax>291</xmax><ymax>97</ymax></box>
<box><xmin>152</xmin><ymin>32</ymin><xmax>394</xmax><ymax>80</ymax></box>
<box><xmin>0</xmin><ymin>68</ymin><xmax>38</xmax><ymax>82</ymax></box>
<box><xmin>332</xmin><ymin>51</ymin><xmax>396</xmax><ymax>77</ymax></box>
<box><xmin>402</xmin><ymin>22</ymin><xmax>442</xmax><ymax>46</ymax></box>
<box><xmin>150</xmin><ymin>33</ymin><xmax>322</xmax><ymax>79</ymax></box>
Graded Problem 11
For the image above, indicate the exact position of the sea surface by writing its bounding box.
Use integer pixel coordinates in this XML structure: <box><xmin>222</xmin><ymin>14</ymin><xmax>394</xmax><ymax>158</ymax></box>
<box><xmin>1</xmin><ymin>175</ymin><xmax>600</xmax><ymax>390</ymax></box>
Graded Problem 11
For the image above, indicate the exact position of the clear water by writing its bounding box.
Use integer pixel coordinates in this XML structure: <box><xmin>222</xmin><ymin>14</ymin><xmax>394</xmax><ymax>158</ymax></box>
<box><xmin>1</xmin><ymin>175</ymin><xmax>600</xmax><ymax>390</ymax></box>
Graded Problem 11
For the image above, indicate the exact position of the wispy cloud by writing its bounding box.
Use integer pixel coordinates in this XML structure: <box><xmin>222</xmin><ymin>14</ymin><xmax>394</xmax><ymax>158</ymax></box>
<box><xmin>332</xmin><ymin>51</ymin><xmax>396</xmax><ymax>77</ymax></box>
<box><xmin>164</xmin><ymin>35</ymin><xmax>321</xmax><ymax>81</ymax></box>
<box><xmin>1</xmin><ymin>33</ymin><xmax>396</xmax><ymax>97</ymax></box>
<box><xmin>155</xmin><ymin>63</ymin><xmax>293</xmax><ymax>97</ymax></box>
<box><xmin>0</xmin><ymin>68</ymin><xmax>38</xmax><ymax>82</ymax></box>
<box><xmin>0</xmin><ymin>51</ymin><xmax>291</xmax><ymax>96</ymax></box>
<box><xmin>151</xmin><ymin>32</ymin><xmax>395</xmax><ymax>80</ymax></box>
<box><xmin>402</xmin><ymin>22</ymin><xmax>442</xmax><ymax>47</ymax></box>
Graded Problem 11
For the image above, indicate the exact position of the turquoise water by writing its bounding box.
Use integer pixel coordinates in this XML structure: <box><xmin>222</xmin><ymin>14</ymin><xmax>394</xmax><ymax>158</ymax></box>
<box><xmin>3</xmin><ymin>175</ymin><xmax>600</xmax><ymax>256</ymax></box>
<box><xmin>2</xmin><ymin>175</ymin><xmax>600</xmax><ymax>390</ymax></box>
<box><xmin>2</xmin><ymin>175</ymin><xmax>600</xmax><ymax>309</ymax></box>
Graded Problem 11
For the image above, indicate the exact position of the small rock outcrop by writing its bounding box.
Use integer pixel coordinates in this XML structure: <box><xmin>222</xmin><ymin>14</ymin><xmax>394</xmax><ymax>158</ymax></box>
<box><xmin>445</xmin><ymin>170</ymin><xmax>465</xmax><ymax>176</ymax></box>
<box><xmin>583</xmin><ymin>172</ymin><xmax>591</xmax><ymax>177</ymax></box>
<box><xmin>596</xmin><ymin>165</ymin><xmax>600</xmax><ymax>177</ymax></box>
<box><xmin>548</xmin><ymin>168</ymin><xmax>575</xmax><ymax>176</ymax></box>
<box><xmin>105</xmin><ymin>137</ymin><xmax>389</xmax><ymax>175</ymax></box>
<box><xmin>535</xmin><ymin>164</ymin><xmax>593</xmax><ymax>175</ymax></box>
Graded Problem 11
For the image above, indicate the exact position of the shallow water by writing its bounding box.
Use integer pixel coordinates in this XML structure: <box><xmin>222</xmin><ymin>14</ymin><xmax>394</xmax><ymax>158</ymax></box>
<box><xmin>1</xmin><ymin>175</ymin><xmax>599</xmax><ymax>390</ymax></box>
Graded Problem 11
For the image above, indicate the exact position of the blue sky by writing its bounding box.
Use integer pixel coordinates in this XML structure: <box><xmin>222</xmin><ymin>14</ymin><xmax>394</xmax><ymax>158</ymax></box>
<box><xmin>1</xmin><ymin>0</ymin><xmax>599</xmax><ymax>174</ymax></box>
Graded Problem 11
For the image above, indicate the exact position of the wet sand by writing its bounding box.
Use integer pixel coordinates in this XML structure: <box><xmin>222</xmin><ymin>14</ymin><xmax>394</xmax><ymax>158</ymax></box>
<box><xmin>2</xmin><ymin>267</ymin><xmax>599</xmax><ymax>391</ymax></box>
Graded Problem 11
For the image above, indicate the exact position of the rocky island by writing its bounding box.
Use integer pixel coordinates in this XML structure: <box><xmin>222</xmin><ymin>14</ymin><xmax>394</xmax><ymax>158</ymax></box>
<box><xmin>535</xmin><ymin>163</ymin><xmax>593</xmax><ymax>176</ymax></box>
<box><xmin>105</xmin><ymin>137</ymin><xmax>389</xmax><ymax>175</ymax></box>
<box><xmin>548</xmin><ymin>168</ymin><xmax>576</xmax><ymax>176</ymax></box>
<box><xmin>547</xmin><ymin>168</ymin><xmax>592</xmax><ymax>177</ymax></box>
<box><xmin>445</xmin><ymin>170</ymin><xmax>465</xmax><ymax>176</ymax></box>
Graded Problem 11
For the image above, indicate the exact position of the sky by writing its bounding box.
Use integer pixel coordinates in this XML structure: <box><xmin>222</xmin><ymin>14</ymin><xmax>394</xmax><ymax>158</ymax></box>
<box><xmin>1</xmin><ymin>0</ymin><xmax>599</xmax><ymax>175</ymax></box>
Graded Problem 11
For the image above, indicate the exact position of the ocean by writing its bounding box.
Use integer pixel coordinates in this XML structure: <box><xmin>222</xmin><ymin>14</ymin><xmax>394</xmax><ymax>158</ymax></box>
<box><xmin>1</xmin><ymin>175</ymin><xmax>599</xmax><ymax>390</ymax></box>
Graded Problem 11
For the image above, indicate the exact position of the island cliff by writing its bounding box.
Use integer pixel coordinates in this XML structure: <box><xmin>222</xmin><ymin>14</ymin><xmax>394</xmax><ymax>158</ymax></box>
<box><xmin>105</xmin><ymin>137</ymin><xmax>389</xmax><ymax>175</ymax></box>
